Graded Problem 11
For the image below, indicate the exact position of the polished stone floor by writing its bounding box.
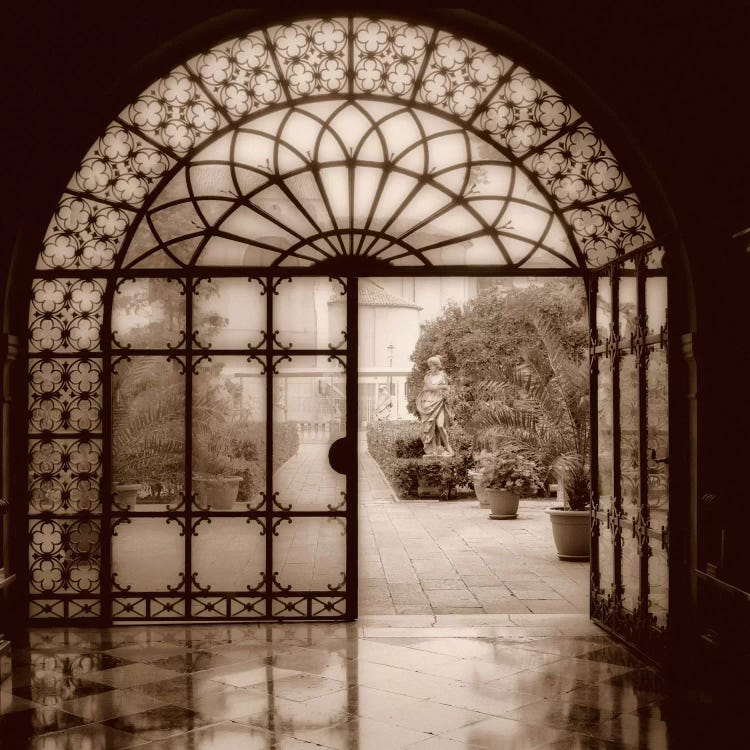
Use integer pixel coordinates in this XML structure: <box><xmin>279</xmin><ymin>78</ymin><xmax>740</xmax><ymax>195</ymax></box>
<box><xmin>0</xmin><ymin>615</ymin><xmax>735</xmax><ymax>749</ymax></box>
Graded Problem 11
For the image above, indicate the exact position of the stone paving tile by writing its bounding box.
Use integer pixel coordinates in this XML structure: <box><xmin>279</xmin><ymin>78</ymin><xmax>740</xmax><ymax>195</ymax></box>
<box><xmin>421</xmin><ymin>580</ymin><xmax>469</xmax><ymax>591</ymax></box>
<box><xmin>395</xmin><ymin>605</ymin><xmax>434</xmax><ymax>615</ymax></box>
<box><xmin>357</xmin><ymin>440</ymin><xmax>588</xmax><ymax>616</ymax></box>
<box><xmin>482</xmin><ymin>602</ymin><xmax>532</xmax><ymax>615</ymax></box>
<box><xmin>425</xmin><ymin>590</ymin><xmax>481</xmax><ymax>608</ymax></box>
<box><xmin>470</xmin><ymin>586</ymin><xmax>514</xmax><ymax>602</ymax></box>
<box><xmin>525</xmin><ymin>600</ymin><xmax>581</xmax><ymax>614</ymax></box>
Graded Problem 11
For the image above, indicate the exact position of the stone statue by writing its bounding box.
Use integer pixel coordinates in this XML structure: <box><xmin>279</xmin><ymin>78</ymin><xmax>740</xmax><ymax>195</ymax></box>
<box><xmin>374</xmin><ymin>383</ymin><xmax>392</xmax><ymax>420</ymax></box>
<box><xmin>415</xmin><ymin>355</ymin><xmax>454</xmax><ymax>456</ymax></box>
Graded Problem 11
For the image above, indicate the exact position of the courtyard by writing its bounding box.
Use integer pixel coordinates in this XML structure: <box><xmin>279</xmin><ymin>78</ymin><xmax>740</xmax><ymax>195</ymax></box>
<box><xmin>358</xmin><ymin>438</ymin><xmax>588</xmax><ymax>617</ymax></box>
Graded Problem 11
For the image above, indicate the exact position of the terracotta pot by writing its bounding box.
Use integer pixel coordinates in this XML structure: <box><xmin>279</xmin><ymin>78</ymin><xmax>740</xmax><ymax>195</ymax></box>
<box><xmin>113</xmin><ymin>483</ymin><xmax>140</xmax><ymax>509</ymax></box>
<box><xmin>546</xmin><ymin>507</ymin><xmax>590</xmax><ymax>560</ymax></box>
<box><xmin>193</xmin><ymin>476</ymin><xmax>242</xmax><ymax>510</ymax></box>
<box><xmin>485</xmin><ymin>488</ymin><xmax>519</xmax><ymax>519</ymax></box>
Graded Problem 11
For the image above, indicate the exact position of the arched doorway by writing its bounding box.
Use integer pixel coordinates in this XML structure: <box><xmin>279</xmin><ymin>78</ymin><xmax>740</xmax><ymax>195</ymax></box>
<box><xmin>22</xmin><ymin>13</ymin><xmax>677</xmax><ymax>661</ymax></box>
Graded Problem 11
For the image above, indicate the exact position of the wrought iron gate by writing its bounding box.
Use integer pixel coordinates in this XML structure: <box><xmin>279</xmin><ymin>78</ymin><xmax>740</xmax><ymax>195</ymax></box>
<box><xmin>28</xmin><ymin>273</ymin><xmax>358</xmax><ymax>622</ymax></box>
<box><xmin>25</xmin><ymin>13</ymin><xmax>670</xmax><ymax>628</ymax></box>
<box><xmin>589</xmin><ymin>245</ymin><xmax>670</xmax><ymax>659</ymax></box>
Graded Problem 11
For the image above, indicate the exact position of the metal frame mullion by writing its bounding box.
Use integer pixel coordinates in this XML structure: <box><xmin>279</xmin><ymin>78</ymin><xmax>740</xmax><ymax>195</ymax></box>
<box><xmin>346</xmin><ymin>276</ymin><xmax>358</xmax><ymax>619</ymax></box>
<box><xmin>101</xmin><ymin>278</ymin><xmax>115</xmax><ymax>625</ymax></box>
<box><xmin>636</xmin><ymin>262</ymin><xmax>650</xmax><ymax>618</ymax></box>
<box><xmin>611</xmin><ymin>271</ymin><xmax>623</xmax><ymax>607</ymax></box>
<box><xmin>265</xmin><ymin>275</ymin><xmax>274</xmax><ymax>618</ymax></box>
<box><xmin>33</xmin><ymin>267</ymin><xmax>585</xmax><ymax>281</ymax></box>
<box><xmin>184</xmin><ymin>280</ymin><xmax>193</xmax><ymax>616</ymax></box>
<box><xmin>588</xmin><ymin>274</ymin><xmax>600</xmax><ymax>610</ymax></box>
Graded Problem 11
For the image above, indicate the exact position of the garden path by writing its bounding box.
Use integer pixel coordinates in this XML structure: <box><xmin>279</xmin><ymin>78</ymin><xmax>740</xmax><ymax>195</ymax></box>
<box><xmin>270</xmin><ymin>433</ymin><xmax>589</xmax><ymax>615</ymax></box>
<box><xmin>113</xmin><ymin>437</ymin><xmax>588</xmax><ymax>613</ymax></box>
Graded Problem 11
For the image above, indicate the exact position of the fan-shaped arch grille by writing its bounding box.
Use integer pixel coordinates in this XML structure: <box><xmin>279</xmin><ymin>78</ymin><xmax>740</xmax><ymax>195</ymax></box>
<box><xmin>121</xmin><ymin>100</ymin><xmax>579</xmax><ymax>270</ymax></box>
<box><xmin>37</xmin><ymin>16</ymin><xmax>659</xmax><ymax>273</ymax></box>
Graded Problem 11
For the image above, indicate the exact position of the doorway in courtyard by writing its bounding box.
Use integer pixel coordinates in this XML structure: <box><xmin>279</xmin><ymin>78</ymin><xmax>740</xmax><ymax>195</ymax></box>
<box><xmin>20</xmin><ymin>13</ymin><xmax>674</xmax><ymax>663</ymax></box>
<box><xmin>356</xmin><ymin>275</ymin><xmax>591</xmax><ymax>616</ymax></box>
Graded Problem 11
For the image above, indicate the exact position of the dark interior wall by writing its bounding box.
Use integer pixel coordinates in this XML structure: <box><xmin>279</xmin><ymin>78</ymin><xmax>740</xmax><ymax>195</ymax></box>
<box><xmin>3</xmin><ymin>1</ymin><xmax>748</xmax><ymax>313</ymax></box>
<box><xmin>0</xmin><ymin>0</ymin><xmax>747</xmax><ymax>621</ymax></box>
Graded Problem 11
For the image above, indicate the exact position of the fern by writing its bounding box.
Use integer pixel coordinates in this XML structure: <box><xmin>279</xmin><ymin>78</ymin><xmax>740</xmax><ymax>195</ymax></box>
<box><xmin>471</xmin><ymin>313</ymin><xmax>590</xmax><ymax>493</ymax></box>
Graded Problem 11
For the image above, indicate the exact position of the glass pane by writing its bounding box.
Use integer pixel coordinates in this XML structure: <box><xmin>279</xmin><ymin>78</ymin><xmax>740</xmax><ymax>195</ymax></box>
<box><xmin>598</xmin><ymin>520</ymin><xmax>614</xmax><ymax>600</ymax></box>
<box><xmin>273</xmin><ymin>355</ymin><xmax>346</xmax><ymax>511</ymax></box>
<box><xmin>645</xmin><ymin>276</ymin><xmax>667</xmax><ymax>336</ymax></box>
<box><xmin>191</xmin><ymin>517</ymin><xmax>265</xmax><ymax>593</ymax></box>
<box><xmin>111</xmin><ymin>517</ymin><xmax>184</xmax><ymax>592</ymax></box>
<box><xmin>595</xmin><ymin>276</ymin><xmax>612</xmax><ymax>343</ymax></box>
<box><xmin>193</xmin><ymin>277</ymin><xmax>266</xmax><ymax>349</ymax></box>
<box><xmin>111</xmin><ymin>278</ymin><xmax>185</xmax><ymax>349</ymax></box>
<box><xmin>647</xmin><ymin>347</ymin><xmax>669</xmax><ymax>530</ymax></box>
<box><xmin>620</xmin><ymin>527</ymin><xmax>640</xmax><ymax>613</ymax></box>
<box><xmin>619</xmin><ymin>354</ymin><xmax>639</xmax><ymax>517</ymax></box>
<box><xmin>596</xmin><ymin>363</ymin><xmax>613</xmax><ymax>505</ymax></box>
<box><xmin>112</xmin><ymin>356</ymin><xmax>185</xmax><ymax>507</ymax></box>
<box><xmin>192</xmin><ymin>356</ymin><xmax>266</xmax><ymax>512</ymax></box>
<box><xmin>618</xmin><ymin>277</ymin><xmax>637</xmax><ymax>340</ymax></box>
<box><xmin>648</xmin><ymin>541</ymin><xmax>669</xmax><ymax>628</ymax></box>
<box><xmin>273</xmin><ymin>277</ymin><xmax>347</xmax><ymax>350</ymax></box>
<box><xmin>273</xmin><ymin>517</ymin><xmax>346</xmax><ymax>592</ymax></box>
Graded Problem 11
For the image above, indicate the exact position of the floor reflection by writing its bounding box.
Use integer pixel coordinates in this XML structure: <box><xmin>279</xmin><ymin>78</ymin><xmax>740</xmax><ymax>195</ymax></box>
<box><xmin>0</xmin><ymin>617</ymin><xmax>738</xmax><ymax>749</ymax></box>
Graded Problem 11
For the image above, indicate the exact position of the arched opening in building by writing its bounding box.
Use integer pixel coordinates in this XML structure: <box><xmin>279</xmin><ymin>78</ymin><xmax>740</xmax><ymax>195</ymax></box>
<box><xmin>17</xmin><ymin>12</ymin><xmax>684</xmax><ymax>663</ymax></box>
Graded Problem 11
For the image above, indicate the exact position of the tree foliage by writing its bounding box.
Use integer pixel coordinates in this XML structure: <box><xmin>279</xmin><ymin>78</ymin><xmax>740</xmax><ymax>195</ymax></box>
<box><xmin>406</xmin><ymin>280</ymin><xmax>588</xmax><ymax>424</ymax></box>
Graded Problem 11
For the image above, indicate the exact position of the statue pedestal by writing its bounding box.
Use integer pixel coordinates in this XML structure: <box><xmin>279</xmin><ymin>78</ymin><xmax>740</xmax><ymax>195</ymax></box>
<box><xmin>417</xmin><ymin>454</ymin><xmax>457</xmax><ymax>500</ymax></box>
<box><xmin>417</xmin><ymin>477</ymin><xmax>443</xmax><ymax>498</ymax></box>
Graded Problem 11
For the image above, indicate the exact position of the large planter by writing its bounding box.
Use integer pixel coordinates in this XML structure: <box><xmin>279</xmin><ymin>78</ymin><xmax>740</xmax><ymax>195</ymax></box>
<box><xmin>193</xmin><ymin>476</ymin><xmax>242</xmax><ymax>510</ymax></box>
<box><xmin>485</xmin><ymin>488</ymin><xmax>520</xmax><ymax>519</ymax></box>
<box><xmin>546</xmin><ymin>507</ymin><xmax>590</xmax><ymax>560</ymax></box>
<box><xmin>469</xmin><ymin>470</ymin><xmax>490</xmax><ymax>508</ymax></box>
<box><xmin>113</xmin><ymin>483</ymin><xmax>140</xmax><ymax>509</ymax></box>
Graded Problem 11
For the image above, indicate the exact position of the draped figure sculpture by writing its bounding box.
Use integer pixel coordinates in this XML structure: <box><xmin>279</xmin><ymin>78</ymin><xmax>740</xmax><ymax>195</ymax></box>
<box><xmin>415</xmin><ymin>355</ymin><xmax>454</xmax><ymax>456</ymax></box>
<box><xmin>374</xmin><ymin>383</ymin><xmax>393</xmax><ymax>420</ymax></box>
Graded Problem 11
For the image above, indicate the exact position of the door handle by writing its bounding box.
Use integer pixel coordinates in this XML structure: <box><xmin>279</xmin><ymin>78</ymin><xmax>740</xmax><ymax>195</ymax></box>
<box><xmin>328</xmin><ymin>437</ymin><xmax>349</xmax><ymax>474</ymax></box>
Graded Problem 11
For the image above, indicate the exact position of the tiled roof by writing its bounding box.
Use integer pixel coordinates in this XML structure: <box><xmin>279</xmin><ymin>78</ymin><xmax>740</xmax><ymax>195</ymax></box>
<box><xmin>330</xmin><ymin>279</ymin><xmax>422</xmax><ymax>309</ymax></box>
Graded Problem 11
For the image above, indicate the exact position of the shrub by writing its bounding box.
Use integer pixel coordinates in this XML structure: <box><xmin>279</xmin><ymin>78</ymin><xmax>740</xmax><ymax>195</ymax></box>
<box><xmin>561</xmin><ymin>459</ymin><xmax>591</xmax><ymax>511</ymax></box>
<box><xmin>479</xmin><ymin>450</ymin><xmax>545</xmax><ymax>498</ymax></box>
<box><xmin>272</xmin><ymin>422</ymin><xmax>300</xmax><ymax>470</ymax></box>
<box><xmin>367</xmin><ymin>420</ymin><xmax>422</xmax><ymax>464</ymax></box>
<box><xmin>367</xmin><ymin>420</ymin><xmax>474</xmax><ymax>499</ymax></box>
<box><xmin>235</xmin><ymin>422</ymin><xmax>300</xmax><ymax>504</ymax></box>
<box><xmin>388</xmin><ymin>456</ymin><xmax>473</xmax><ymax>500</ymax></box>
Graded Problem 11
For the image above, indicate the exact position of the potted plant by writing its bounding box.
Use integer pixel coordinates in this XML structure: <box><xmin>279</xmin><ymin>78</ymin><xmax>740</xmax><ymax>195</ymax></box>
<box><xmin>112</xmin><ymin>480</ymin><xmax>141</xmax><ymax>510</ymax></box>
<box><xmin>470</xmin><ymin>450</ymin><xmax>493</xmax><ymax>508</ymax></box>
<box><xmin>192</xmin><ymin>436</ymin><xmax>251</xmax><ymax>511</ymax></box>
<box><xmin>546</xmin><ymin>458</ymin><xmax>590</xmax><ymax>560</ymax></box>
<box><xmin>479</xmin><ymin>450</ymin><xmax>544</xmax><ymax>519</ymax></box>
<box><xmin>112</xmin><ymin>357</ymin><xmax>186</xmax><ymax>507</ymax></box>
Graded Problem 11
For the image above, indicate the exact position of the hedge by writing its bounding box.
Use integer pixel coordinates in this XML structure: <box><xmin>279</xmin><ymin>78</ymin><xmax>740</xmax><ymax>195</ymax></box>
<box><xmin>366</xmin><ymin>420</ymin><xmax>474</xmax><ymax>499</ymax></box>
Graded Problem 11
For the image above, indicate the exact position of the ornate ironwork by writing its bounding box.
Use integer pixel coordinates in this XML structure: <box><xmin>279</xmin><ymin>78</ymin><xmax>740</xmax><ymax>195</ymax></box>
<box><xmin>589</xmin><ymin>254</ymin><xmax>669</xmax><ymax>662</ymax></box>
<box><xmin>26</xmin><ymin>15</ymin><xmax>664</xmax><ymax>627</ymax></box>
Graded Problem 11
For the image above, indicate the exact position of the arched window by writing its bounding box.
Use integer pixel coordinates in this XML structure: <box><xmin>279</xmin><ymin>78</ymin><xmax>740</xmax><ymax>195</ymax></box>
<box><xmin>27</xmin><ymin>16</ymin><xmax>668</xmax><ymax>648</ymax></box>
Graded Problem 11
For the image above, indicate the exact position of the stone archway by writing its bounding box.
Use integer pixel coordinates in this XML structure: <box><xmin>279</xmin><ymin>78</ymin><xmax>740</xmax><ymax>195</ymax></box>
<box><xmin>20</xmin><ymin>14</ymin><xmax>675</xmax><ymax>660</ymax></box>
